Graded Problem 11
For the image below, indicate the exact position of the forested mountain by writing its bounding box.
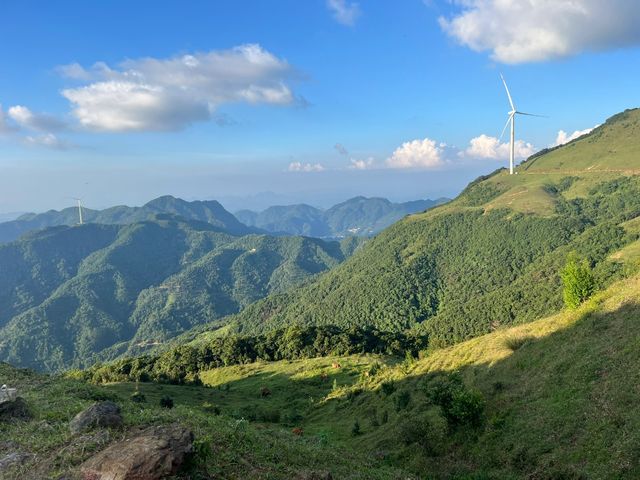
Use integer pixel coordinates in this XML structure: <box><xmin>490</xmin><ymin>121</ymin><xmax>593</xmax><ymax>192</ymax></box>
<box><xmin>235</xmin><ymin>196</ymin><xmax>448</xmax><ymax>237</ymax></box>
<box><xmin>0</xmin><ymin>195</ymin><xmax>255</xmax><ymax>244</ymax></box>
<box><xmin>193</xmin><ymin>108</ymin><xmax>640</xmax><ymax>348</ymax></box>
<box><xmin>0</xmin><ymin>215</ymin><xmax>352</xmax><ymax>371</ymax></box>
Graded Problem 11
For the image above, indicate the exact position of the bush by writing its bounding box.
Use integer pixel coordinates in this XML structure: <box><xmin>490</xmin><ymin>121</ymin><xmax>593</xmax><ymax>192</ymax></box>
<box><xmin>159</xmin><ymin>395</ymin><xmax>174</xmax><ymax>409</ymax></box>
<box><xmin>398</xmin><ymin>407</ymin><xmax>448</xmax><ymax>454</ymax></box>
<box><xmin>394</xmin><ymin>390</ymin><xmax>411</xmax><ymax>412</ymax></box>
<box><xmin>426</xmin><ymin>373</ymin><xmax>485</xmax><ymax>427</ymax></box>
<box><xmin>380</xmin><ymin>381</ymin><xmax>396</xmax><ymax>396</ymax></box>
<box><xmin>351</xmin><ymin>420</ymin><xmax>361</xmax><ymax>436</ymax></box>
<box><xmin>561</xmin><ymin>253</ymin><xmax>595</xmax><ymax>309</ymax></box>
<box><xmin>130</xmin><ymin>391</ymin><xmax>146</xmax><ymax>403</ymax></box>
<box><xmin>202</xmin><ymin>402</ymin><xmax>221</xmax><ymax>415</ymax></box>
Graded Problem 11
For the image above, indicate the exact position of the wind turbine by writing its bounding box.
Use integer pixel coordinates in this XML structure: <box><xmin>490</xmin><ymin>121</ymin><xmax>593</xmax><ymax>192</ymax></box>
<box><xmin>500</xmin><ymin>74</ymin><xmax>545</xmax><ymax>175</ymax></box>
<box><xmin>70</xmin><ymin>197</ymin><xmax>84</xmax><ymax>225</ymax></box>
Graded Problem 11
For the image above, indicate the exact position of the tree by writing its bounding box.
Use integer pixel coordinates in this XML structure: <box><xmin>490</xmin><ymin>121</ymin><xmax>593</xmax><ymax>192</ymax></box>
<box><xmin>560</xmin><ymin>253</ymin><xmax>595</xmax><ymax>309</ymax></box>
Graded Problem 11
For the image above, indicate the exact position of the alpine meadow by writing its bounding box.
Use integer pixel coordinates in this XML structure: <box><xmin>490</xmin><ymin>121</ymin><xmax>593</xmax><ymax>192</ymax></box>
<box><xmin>2</xmin><ymin>2</ymin><xmax>640</xmax><ymax>480</ymax></box>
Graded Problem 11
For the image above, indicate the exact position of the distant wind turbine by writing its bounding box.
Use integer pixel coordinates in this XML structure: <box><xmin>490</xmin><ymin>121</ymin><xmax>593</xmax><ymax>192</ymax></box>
<box><xmin>499</xmin><ymin>74</ymin><xmax>546</xmax><ymax>175</ymax></box>
<box><xmin>70</xmin><ymin>197</ymin><xmax>84</xmax><ymax>225</ymax></box>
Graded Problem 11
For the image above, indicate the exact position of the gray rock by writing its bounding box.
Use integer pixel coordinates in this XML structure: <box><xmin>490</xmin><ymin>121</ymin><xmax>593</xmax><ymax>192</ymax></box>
<box><xmin>70</xmin><ymin>401</ymin><xmax>122</xmax><ymax>434</ymax></box>
<box><xmin>0</xmin><ymin>451</ymin><xmax>33</xmax><ymax>471</ymax></box>
<box><xmin>80</xmin><ymin>424</ymin><xmax>193</xmax><ymax>480</ymax></box>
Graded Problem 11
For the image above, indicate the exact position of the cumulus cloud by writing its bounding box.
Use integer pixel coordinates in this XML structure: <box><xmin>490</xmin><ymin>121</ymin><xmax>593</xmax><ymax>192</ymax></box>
<box><xmin>58</xmin><ymin>44</ymin><xmax>300</xmax><ymax>132</ymax></box>
<box><xmin>439</xmin><ymin>0</ymin><xmax>640</xmax><ymax>64</ymax></box>
<box><xmin>23</xmin><ymin>133</ymin><xmax>71</xmax><ymax>150</ymax></box>
<box><xmin>327</xmin><ymin>0</ymin><xmax>361</xmax><ymax>26</ymax></box>
<box><xmin>7</xmin><ymin>105</ymin><xmax>67</xmax><ymax>131</ymax></box>
<box><xmin>463</xmin><ymin>134</ymin><xmax>535</xmax><ymax>160</ymax></box>
<box><xmin>288</xmin><ymin>161</ymin><xmax>325</xmax><ymax>172</ymax></box>
<box><xmin>349</xmin><ymin>157</ymin><xmax>374</xmax><ymax>170</ymax></box>
<box><xmin>554</xmin><ymin>126</ymin><xmax>597</xmax><ymax>146</ymax></box>
<box><xmin>387</xmin><ymin>138</ymin><xmax>445</xmax><ymax>169</ymax></box>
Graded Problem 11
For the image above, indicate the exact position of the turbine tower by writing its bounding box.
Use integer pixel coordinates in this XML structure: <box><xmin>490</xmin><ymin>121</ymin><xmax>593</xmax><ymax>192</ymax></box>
<box><xmin>71</xmin><ymin>197</ymin><xmax>84</xmax><ymax>225</ymax></box>
<box><xmin>500</xmin><ymin>74</ymin><xmax>545</xmax><ymax>175</ymax></box>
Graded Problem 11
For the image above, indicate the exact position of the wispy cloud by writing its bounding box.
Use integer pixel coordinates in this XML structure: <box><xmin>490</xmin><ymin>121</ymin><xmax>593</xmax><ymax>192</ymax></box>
<box><xmin>327</xmin><ymin>0</ymin><xmax>361</xmax><ymax>26</ymax></box>
<box><xmin>349</xmin><ymin>157</ymin><xmax>374</xmax><ymax>170</ymax></box>
<box><xmin>23</xmin><ymin>133</ymin><xmax>72</xmax><ymax>150</ymax></box>
<box><xmin>7</xmin><ymin>105</ymin><xmax>67</xmax><ymax>132</ymax></box>
<box><xmin>288</xmin><ymin>161</ymin><xmax>325</xmax><ymax>172</ymax></box>
<box><xmin>439</xmin><ymin>0</ymin><xmax>640</xmax><ymax>64</ymax></box>
<box><xmin>57</xmin><ymin>44</ymin><xmax>301</xmax><ymax>132</ymax></box>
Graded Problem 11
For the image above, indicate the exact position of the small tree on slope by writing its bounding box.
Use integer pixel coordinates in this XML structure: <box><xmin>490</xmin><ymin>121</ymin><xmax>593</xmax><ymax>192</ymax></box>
<box><xmin>561</xmin><ymin>253</ymin><xmax>595</xmax><ymax>309</ymax></box>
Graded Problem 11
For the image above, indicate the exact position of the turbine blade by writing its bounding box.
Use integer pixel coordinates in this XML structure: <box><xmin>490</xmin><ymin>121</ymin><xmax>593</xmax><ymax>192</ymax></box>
<box><xmin>499</xmin><ymin>113</ymin><xmax>514</xmax><ymax>140</ymax></box>
<box><xmin>516</xmin><ymin>111</ymin><xmax>548</xmax><ymax>118</ymax></box>
<box><xmin>500</xmin><ymin>73</ymin><xmax>515</xmax><ymax>111</ymax></box>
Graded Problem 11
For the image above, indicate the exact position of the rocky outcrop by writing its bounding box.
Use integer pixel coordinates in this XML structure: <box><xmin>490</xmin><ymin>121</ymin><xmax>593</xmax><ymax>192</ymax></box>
<box><xmin>80</xmin><ymin>424</ymin><xmax>193</xmax><ymax>480</ymax></box>
<box><xmin>70</xmin><ymin>401</ymin><xmax>122</xmax><ymax>434</ymax></box>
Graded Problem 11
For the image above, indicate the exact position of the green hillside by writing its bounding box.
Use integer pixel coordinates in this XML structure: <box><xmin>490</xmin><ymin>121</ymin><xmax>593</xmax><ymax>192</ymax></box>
<box><xmin>0</xmin><ymin>195</ymin><xmax>254</xmax><ymax>244</ymax></box>
<box><xmin>0</xmin><ymin>216</ymin><xmax>350</xmax><ymax>372</ymax></box>
<box><xmin>207</xmin><ymin>109</ymin><xmax>640</xmax><ymax>349</ymax></box>
<box><xmin>4</xmin><ymin>267</ymin><xmax>640</xmax><ymax>479</ymax></box>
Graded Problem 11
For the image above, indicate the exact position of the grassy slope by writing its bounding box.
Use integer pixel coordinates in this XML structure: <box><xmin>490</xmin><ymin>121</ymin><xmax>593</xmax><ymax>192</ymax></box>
<box><xmin>201</xmin><ymin>108</ymin><xmax>640</xmax><ymax>347</ymax></box>
<box><xmin>5</xmin><ymin>262</ymin><xmax>640</xmax><ymax>479</ymax></box>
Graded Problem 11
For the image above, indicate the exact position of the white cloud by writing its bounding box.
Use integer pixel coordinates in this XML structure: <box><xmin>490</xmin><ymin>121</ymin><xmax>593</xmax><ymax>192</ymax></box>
<box><xmin>349</xmin><ymin>157</ymin><xmax>374</xmax><ymax>170</ymax></box>
<box><xmin>327</xmin><ymin>0</ymin><xmax>361</xmax><ymax>26</ymax></box>
<box><xmin>387</xmin><ymin>138</ymin><xmax>445</xmax><ymax>169</ymax></box>
<box><xmin>554</xmin><ymin>126</ymin><xmax>597</xmax><ymax>146</ymax></box>
<box><xmin>288</xmin><ymin>162</ymin><xmax>325</xmax><ymax>172</ymax></box>
<box><xmin>463</xmin><ymin>134</ymin><xmax>535</xmax><ymax>160</ymax></box>
<box><xmin>59</xmin><ymin>44</ymin><xmax>300</xmax><ymax>132</ymax></box>
<box><xmin>23</xmin><ymin>133</ymin><xmax>70</xmax><ymax>150</ymax></box>
<box><xmin>7</xmin><ymin>105</ymin><xmax>67</xmax><ymax>131</ymax></box>
<box><xmin>439</xmin><ymin>0</ymin><xmax>640</xmax><ymax>64</ymax></box>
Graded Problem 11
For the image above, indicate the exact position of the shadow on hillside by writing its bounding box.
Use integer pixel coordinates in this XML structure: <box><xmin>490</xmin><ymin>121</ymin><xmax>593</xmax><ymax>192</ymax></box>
<box><xmin>101</xmin><ymin>299</ymin><xmax>640</xmax><ymax>479</ymax></box>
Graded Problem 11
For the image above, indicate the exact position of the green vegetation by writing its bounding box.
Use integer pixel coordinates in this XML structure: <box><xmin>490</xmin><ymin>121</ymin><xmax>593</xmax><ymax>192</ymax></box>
<box><xmin>78</xmin><ymin>324</ymin><xmax>427</xmax><ymax>385</ymax></box>
<box><xmin>198</xmin><ymin>110</ymin><xmax>640</xmax><ymax>351</ymax></box>
<box><xmin>235</xmin><ymin>196</ymin><xmax>448</xmax><ymax>238</ymax></box>
<box><xmin>0</xmin><ymin>216</ymin><xmax>352</xmax><ymax>371</ymax></box>
<box><xmin>561</xmin><ymin>253</ymin><xmax>595</xmax><ymax>308</ymax></box>
<box><xmin>6</xmin><ymin>270</ymin><xmax>640</xmax><ymax>478</ymax></box>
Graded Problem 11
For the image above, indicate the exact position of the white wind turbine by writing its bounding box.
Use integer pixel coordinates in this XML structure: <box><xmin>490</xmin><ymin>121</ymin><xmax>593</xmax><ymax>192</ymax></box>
<box><xmin>70</xmin><ymin>197</ymin><xmax>84</xmax><ymax>225</ymax></box>
<box><xmin>500</xmin><ymin>74</ymin><xmax>545</xmax><ymax>175</ymax></box>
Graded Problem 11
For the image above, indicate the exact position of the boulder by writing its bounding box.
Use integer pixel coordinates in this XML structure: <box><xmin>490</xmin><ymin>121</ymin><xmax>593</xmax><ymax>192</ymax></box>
<box><xmin>70</xmin><ymin>402</ymin><xmax>122</xmax><ymax>434</ymax></box>
<box><xmin>80</xmin><ymin>424</ymin><xmax>193</xmax><ymax>480</ymax></box>
<box><xmin>0</xmin><ymin>397</ymin><xmax>30</xmax><ymax>421</ymax></box>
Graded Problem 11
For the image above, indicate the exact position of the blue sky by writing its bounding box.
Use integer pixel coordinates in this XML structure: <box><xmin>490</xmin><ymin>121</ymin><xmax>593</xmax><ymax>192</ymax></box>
<box><xmin>1</xmin><ymin>0</ymin><xmax>639</xmax><ymax>213</ymax></box>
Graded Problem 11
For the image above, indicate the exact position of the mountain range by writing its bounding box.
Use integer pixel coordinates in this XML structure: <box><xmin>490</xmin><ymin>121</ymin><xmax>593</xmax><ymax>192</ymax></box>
<box><xmin>0</xmin><ymin>214</ymin><xmax>359</xmax><ymax>371</ymax></box>
<box><xmin>235</xmin><ymin>197</ymin><xmax>448</xmax><ymax>238</ymax></box>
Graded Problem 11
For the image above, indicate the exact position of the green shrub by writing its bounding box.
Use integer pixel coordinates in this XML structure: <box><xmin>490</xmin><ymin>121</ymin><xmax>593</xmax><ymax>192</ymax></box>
<box><xmin>394</xmin><ymin>390</ymin><xmax>411</xmax><ymax>412</ymax></box>
<box><xmin>202</xmin><ymin>402</ymin><xmax>221</xmax><ymax>415</ymax></box>
<box><xmin>560</xmin><ymin>253</ymin><xmax>595</xmax><ymax>309</ymax></box>
<box><xmin>381</xmin><ymin>381</ymin><xmax>396</xmax><ymax>396</ymax></box>
<box><xmin>159</xmin><ymin>395</ymin><xmax>174</xmax><ymax>409</ymax></box>
<box><xmin>130</xmin><ymin>391</ymin><xmax>146</xmax><ymax>403</ymax></box>
<box><xmin>398</xmin><ymin>407</ymin><xmax>448</xmax><ymax>454</ymax></box>
<box><xmin>426</xmin><ymin>373</ymin><xmax>485</xmax><ymax>427</ymax></box>
<box><xmin>351</xmin><ymin>420</ymin><xmax>361</xmax><ymax>436</ymax></box>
